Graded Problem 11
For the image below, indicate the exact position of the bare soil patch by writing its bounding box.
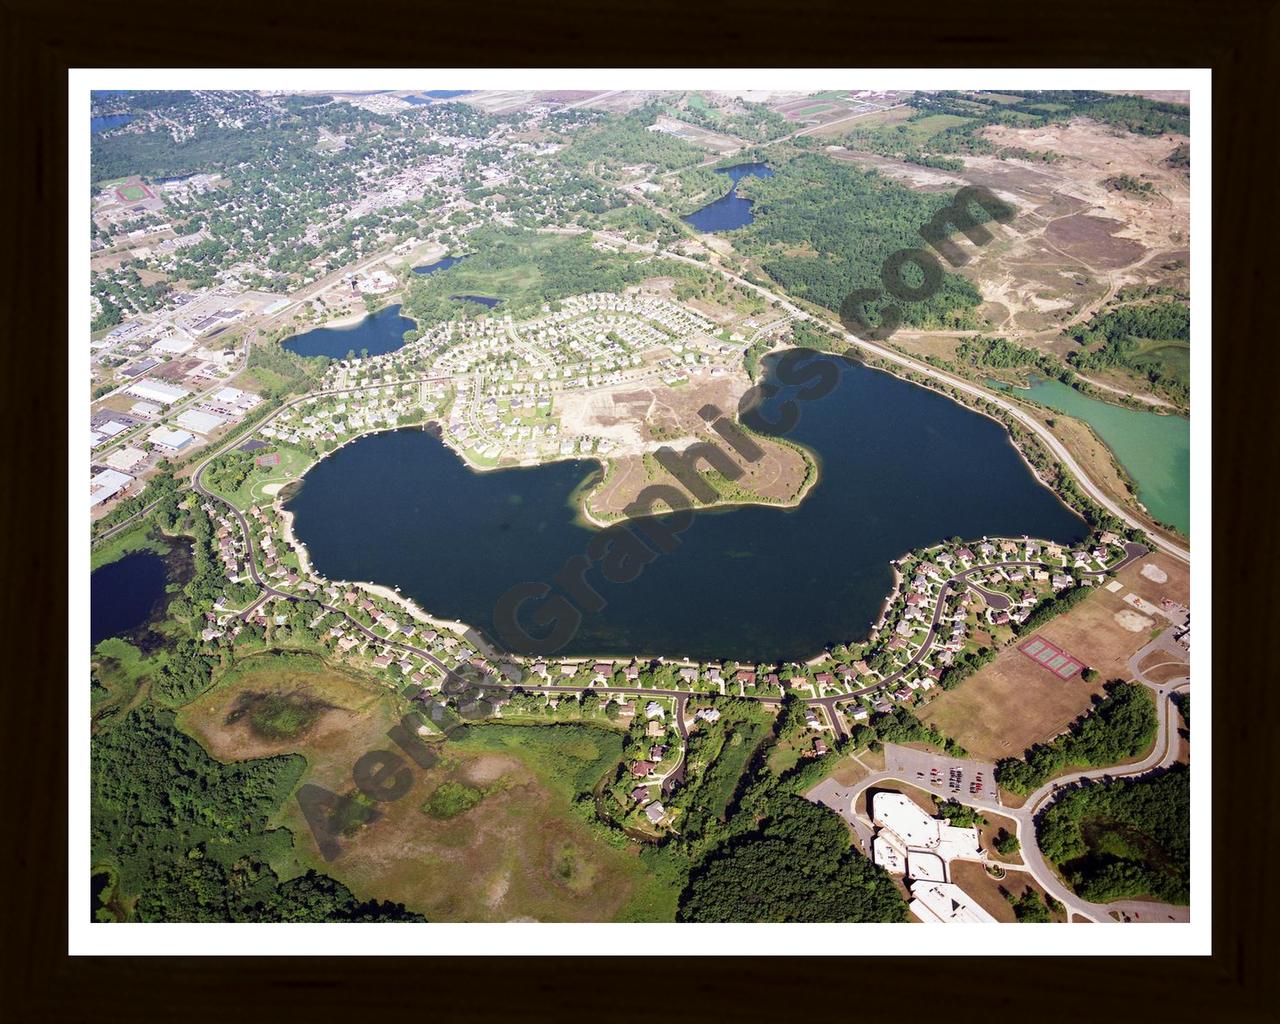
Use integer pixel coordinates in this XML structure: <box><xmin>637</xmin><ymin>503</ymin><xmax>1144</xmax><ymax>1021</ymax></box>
<box><xmin>920</xmin><ymin>639</ymin><xmax>1111</xmax><ymax>761</ymax></box>
<box><xmin>1044</xmin><ymin>214</ymin><xmax>1148</xmax><ymax>269</ymax></box>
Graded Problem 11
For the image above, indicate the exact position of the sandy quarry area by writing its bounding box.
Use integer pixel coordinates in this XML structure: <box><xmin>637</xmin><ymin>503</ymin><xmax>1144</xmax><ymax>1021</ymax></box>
<box><xmin>554</xmin><ymin>366</ymin><xmax>811</xmax><ymax>519</ymax></box>
<box><xmin>860</xmin><ymin>117</ymin><xmax>1190</xmax><ymax>352</ymax></box>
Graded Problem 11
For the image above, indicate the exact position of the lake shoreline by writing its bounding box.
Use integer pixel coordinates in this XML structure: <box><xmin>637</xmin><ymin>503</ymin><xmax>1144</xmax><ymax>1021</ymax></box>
<box><xmin>283</xmin><ymin>354</ymin><xmax>1087</xmax><ymax>663</ymax></box>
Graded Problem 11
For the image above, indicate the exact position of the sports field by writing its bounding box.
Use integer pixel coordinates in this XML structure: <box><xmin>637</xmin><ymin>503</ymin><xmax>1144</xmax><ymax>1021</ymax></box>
<box><xmin>1017</xmin><ymin>635</ymin><xmax>1083</xmax><ymax>679</ymax></box>
<box><xmin>115</xmin><ymin>183</ymin><xmax>153</xmax><ymax>203</ymax></box>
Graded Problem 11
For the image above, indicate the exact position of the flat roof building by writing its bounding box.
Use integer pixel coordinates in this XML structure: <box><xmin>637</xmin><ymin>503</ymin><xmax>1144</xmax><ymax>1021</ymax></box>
<box><xmin>125</xmin><ymin>380</ymin><xmax>190</xmax><ymax>405</ymax></box>
<box><xmin>908</xmin><ymin>881</ymin><xmax>997</xmax><ymax>924</ymax></box>
<box><xmin>130</xmin><ymin>401</ymin><xmax>162</xmax><ymax>419</ymax></box>
<box><xmin>873</xmin><ymin>792</ymin><xmax>941</xmax><ymax>851</ymax></box>
<box><xmin>176</xmin><ymin>409</ymin><xmax>226</xmax><ymax>435</ymax></box>
<box><xmin>148</xmin><ymin>426</ymin><xmax>195</xmax><ymax>451</ymax></box>
<box><xmin>90</xmin><ymin>468</ymin><xmax>133</xmax><ymax>507</ymax></box>
<box><xmin>105</xmin><ymin>447</ymin><xmax>148</xmax><ymax>472</ymax></box>
<box><xmin>152</xmin><ymin>336</ymin><xmax>194</xmax><ymax>356</ymax></box>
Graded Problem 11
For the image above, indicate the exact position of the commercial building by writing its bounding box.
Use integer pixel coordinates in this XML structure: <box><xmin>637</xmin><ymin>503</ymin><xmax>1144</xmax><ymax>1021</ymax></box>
<box><xmin>125</xmin><ymin>380</ymin><xmax>190</xmax><ymax>405</ymax></box>
<box><xmin>90</xmin><ymin>468</ymin><xmax>133</xmax><ymax>507</ymax></box>
<box><xmin>148</xmin><ymin>426</ymin><xmax>195</xmax><ymax>451</ymax></box>
<box><xmin>152</xmin><ymin>336</ymin><xmax>194</xmax><ymax>356</ymax></box>
<box><xmin>105</xmin><ymin>447</ymin><xmax>148</xmax><ymax>472</ymax></box>
<box><xmin>176</xmin><ymin>409</ymin><xmax>226</xmax><ymax>435</ymax></box>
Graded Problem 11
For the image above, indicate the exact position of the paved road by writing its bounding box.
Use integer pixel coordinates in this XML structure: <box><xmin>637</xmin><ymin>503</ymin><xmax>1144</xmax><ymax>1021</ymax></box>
<box><xmin>814</xmin><ymin>543</ymin><xmax>1149</xmax><ymax>732</ymax></box>
<box><xmin>594</xmin><ymin>224</ymin><xmax>1189</xmax><ymax>565</ymax></box>
<box><xmin>831</xmin><ymin>677</ymin><xmax>1189</xmax><ymax>924</ymax></box>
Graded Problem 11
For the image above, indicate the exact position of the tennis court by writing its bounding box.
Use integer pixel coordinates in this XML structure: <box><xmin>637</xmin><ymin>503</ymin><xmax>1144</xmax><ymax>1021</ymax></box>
<box><xmin>1017</xmin><ymin>635</ymin><xmax>1082</xmax><ymax>679</ymax></box>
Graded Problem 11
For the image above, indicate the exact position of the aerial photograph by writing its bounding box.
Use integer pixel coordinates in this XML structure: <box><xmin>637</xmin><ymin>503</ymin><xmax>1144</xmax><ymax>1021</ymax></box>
<box><xmin>83</xmin><ymin>80</ymin><xmax>1197</xmax><ymax>934</ymax></box>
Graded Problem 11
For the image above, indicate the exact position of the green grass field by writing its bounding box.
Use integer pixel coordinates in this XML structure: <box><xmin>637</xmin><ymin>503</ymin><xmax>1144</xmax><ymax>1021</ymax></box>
<box><xmin>902</xmin><ymin>113</ymin><xmax>973</xmax><ymax>143</ymax></box>
<box><xmin>207</xmin><ymin>444</ymin><xmax>313</xmax><ymax>511</ymax></box>
<box><xmin>91</xmin><ymin>520</ymin><xmax>166</xmax><ymax>571</ymax></box>
<box><xmin>1131</xmin><ymin>340</ymin><xmax>1190</xmax><ymax>379</ymax></box>
<box><xmin>117</xmin><ymin>184</ymin><xmax>149</xmax><ymax>202</ymax></box>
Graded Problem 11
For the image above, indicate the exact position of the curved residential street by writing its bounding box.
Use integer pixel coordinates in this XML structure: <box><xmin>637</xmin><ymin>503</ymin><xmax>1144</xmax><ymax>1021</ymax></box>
<box><xmin>596</xmin><ymin>227</ymin><xmax>1190</xmax><ymax>566</ymax></box>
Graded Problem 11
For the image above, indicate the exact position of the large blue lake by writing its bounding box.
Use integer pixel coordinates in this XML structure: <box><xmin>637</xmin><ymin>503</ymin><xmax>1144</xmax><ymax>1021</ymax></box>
<box><xmin>287</xmin><ymin>352</ymin><xmax>1086</xmax><ymax>662</ymax></box>
<box><xmin>282</xmin><ymin>304</ymin><xmax>416</xmax><ymax>359</ymax></box>
<box><xmin>683</xmin><ymin>162</ymin><xmax>774</xmax><ymax>233</ymax></box>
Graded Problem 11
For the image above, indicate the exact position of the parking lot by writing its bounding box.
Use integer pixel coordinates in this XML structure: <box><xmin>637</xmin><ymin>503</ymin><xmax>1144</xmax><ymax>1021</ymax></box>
<box><xmin>883</xmin><ymin>744</ymin><xmax>1000</xmax><ymax>804</ymax></box>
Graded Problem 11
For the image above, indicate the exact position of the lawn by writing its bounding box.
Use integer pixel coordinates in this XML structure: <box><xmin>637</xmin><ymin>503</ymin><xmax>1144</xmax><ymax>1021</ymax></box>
<box><xmin>207</xmin><ymin>444</ymin><xmax>314</xmax><ymax>511</ymax></box>
<box><xmin>902</xmin><ymin>113</ymin><xmax>973</xmax><ymax>143</ymax></box>
<box><xmin>919</xmin><ymin>642</ymin><xmax>1110</xmax><ymax>762</ymax></box>
<box><xmin>795</xmin><ymin>104</ymin><xmax>838</xmax><ymax>117</ymax></box>
<box><xmin>91</xmin><ymin>519</ymin><xmax>166</xmax><ymax>571</ymax></box>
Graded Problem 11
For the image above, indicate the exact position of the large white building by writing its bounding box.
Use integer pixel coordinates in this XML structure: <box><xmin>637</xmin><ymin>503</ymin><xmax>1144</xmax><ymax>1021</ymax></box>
<box><xmin>870</xmin><ymin>790</ymin><xmax>991</xmax><ymax>923</ymax></box>
<box><xmin>176</xmin><ymin>408</ymin><xmax>226</xmax><ymax>435</ymax></box>
<box><xmin>125</xmin><ymin>380</ymin><xmax>190</xmax><ymax>405</ymax></box>
<box><xmin>909</xmin><ymin>881</ymin><xmax>997</xmax><ymax>924</ymax></box>
<box><xmin>90</xmin><ymin>468</ymin><xmax>133</xmax><ymax>507</ymax></box>
<box><xmin>148</xmin><ymin>426</ymin><xmax>195</xmax><ymax>451</ymax></box>
<box><xmin>105</xmin><ymin>447</ymin><xmax>148</xmax><ymax>472</ymax></box>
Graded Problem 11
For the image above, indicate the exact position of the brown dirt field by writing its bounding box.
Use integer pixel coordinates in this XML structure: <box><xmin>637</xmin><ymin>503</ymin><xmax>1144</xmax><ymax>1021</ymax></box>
<box><xmin>535</xmin><ymin>91</ymin><xmax>602</xmax><ymax>103</ymax></box>
<box><xmin>135</xmin><ymin>268</ymin><xmax>169</xmax><ymax>287</ymax></box>
<box><xmin>821</xmin><ymin>118</ymin><xmax>1189</xmax><ymax>365</ymax></box>
<box><xmin>1140</xmin><ymin>662</ymin><xmax>1189</xmax><ymax>685</ymax></box>
<box><xmin>152</xmin><ymin>357</ymin><xmax>201</xmax><ymax>382</ymax></box>
<box><xmin>1036</xmin><ymin>594</ymin><xmax>1153</xmax><ymax>681</ymax></box>
<box><xmin>920</xmin><ymin>637</ymin><xmax>1112</xmax><ymax>761</ymax></box>
<box><xmin>579</xmin><ymin>369</ymin><xmax>812</xmax><ymax>518</ymax></box>
<box><xmin>1044</xmin><ymin>214</ymin><xmax>1148</xmax><ymax>269</ymax></box>
<box><xmin>1118</xmin><ymin>550</ymin><xmax>1190</xmax><ymax>607</ymax></box>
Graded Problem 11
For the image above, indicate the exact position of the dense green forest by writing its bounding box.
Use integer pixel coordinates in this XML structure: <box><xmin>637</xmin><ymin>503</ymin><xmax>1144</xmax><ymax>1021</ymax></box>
<box><xmin>911</xmin><ymin>90</ymin><xmax>1190</xmax><ymax>140</ymax></box>
<box><xmin>678</xmin><ymin>788</ymin><xmax>907</xmax><ymax>922</ymax></box>
<box><xmin>659</xmin><ymin>93</ymin><xmax>791</xmax><ymax>143</ymax></box>
<box><xmin>1037</xmin><ymin>764</ymin><xmax>1190</xmax><ymax>904</ymax></box>
<box><xmin>562</xmin><ymin>104</ymin><xmax>706</xmax><ymax>172</ymax></box>
<box><xmin>730</xmin><ymin>154</ymin><xmax>990</xmax><ymax>330</ymax></box>
<box><xmin>400</xmin><ymin>227</ymin><xmax>709</xmax><ymax>327</ymax></box>
<box><xmin>995</xmin><ymin>682</ymin><xmax>1157</xmax><ymax>794</ymax></box>
<box><xmin>956</xmin><ymin>335</ymin><xmax>1046</xmax><ymax>370</ymax></box>
<box><xmin>91</xmin><ymin>708</ymin><xmax>423</xmax><ymax>921</ymax></box>
<box><xmin>1065</xmin><ymin>300</ymin><xmax>1190</xmax><ymax>401</ymax></box>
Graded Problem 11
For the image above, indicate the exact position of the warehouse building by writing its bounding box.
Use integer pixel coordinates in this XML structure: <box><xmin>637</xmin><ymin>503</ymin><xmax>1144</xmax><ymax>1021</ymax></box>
<box><xmin>148</xmin><ymin>426</ymin><xmax>195</xmax><ymax>451</ymax></box>
<box><xmin>176</xmin><ymin>408</ymin><xmax>226</xmax><ymax>435</ymax></box>
<box><xmin>125</xmin><ymin>380</ymin><xmax>190</xmax><ymax>405</ymax></box>
<box><xmin>105</xmin><ymin>447</ymin><xmax>148</xmax><ymax>472</ymax></box>
<box><xmin>90</xmin><ymin>468</ymin><xmax>133</xmax><ymax>507</ymax></box>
